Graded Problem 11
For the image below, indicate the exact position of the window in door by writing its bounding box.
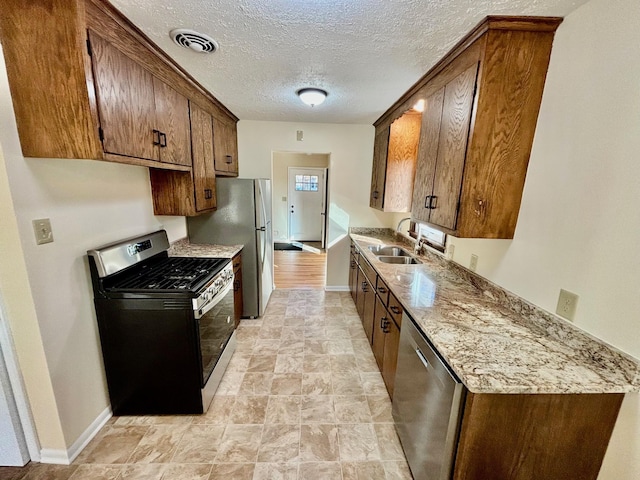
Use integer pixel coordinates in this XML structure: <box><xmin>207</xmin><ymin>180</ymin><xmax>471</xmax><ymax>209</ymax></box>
<box><xmin>295</xmin><ymin>174</ymin><xmax>319</xmax><ymax>192</ymax></box>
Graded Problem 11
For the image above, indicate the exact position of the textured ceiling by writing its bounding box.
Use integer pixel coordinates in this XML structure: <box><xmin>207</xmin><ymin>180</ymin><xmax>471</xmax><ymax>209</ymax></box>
<box><xmin>110</xmin><ymin>0</ymin><xmax>589</xmax><ymax>124</ymax></box>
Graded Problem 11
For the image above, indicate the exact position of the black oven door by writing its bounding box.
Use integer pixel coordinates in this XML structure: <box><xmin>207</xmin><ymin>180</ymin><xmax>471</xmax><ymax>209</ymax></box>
<box><xmin>196</xmin><ymin>281</ymin><xmax>235</xmax><ymax>387</ymax></box>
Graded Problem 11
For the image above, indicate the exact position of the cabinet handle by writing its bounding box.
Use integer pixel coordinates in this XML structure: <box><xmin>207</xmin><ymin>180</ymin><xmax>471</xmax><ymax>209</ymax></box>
<box><xmin>372</xmin><ymin>190</ymin><xmax>379</xmax><ymax>200</ymax></box>
<box><xmin>377</xmin><ymin>286</ymin><xmax>387</xmax><ymax>294</ymax></box>
<box><xmin>390</xmin><ymin>305</ymin><xmax>401</xmax><ymax>314</ymax></box>
<box><xmin>233</xmin><ymin>280</ymin><xmax>240</xmax><ymax>292</ymax></box>
<box><xmin>362</xmin><ymin>281</ymin><xmax>368</xmax><ymax>293</ymax></box>
<box><xmin>381</xmin><ymin>317</ymin><xmax>390</xmax><ymax>333</ymax></box>
<box><xmin>204</xmin><ymin>189</ymin><xmax>212</xmax><ymax>199</ymax></box>
<box><xmin>152</xmin><ymin>129</ymin><xmax>161</xmax><ymax>146</ymax></box>
<box><xmin>233</xmin><ymin>261</ymin><xmax>241</xmax><ymax>268</ymax></box>
<box><xmin>225</xmin><ymin>154</ymin><xmax>233</xmax><ymax>164</ymax></box>
<box><xmin>159</xmin><ymin>132</ymin><xmax>167</xmax><ymax>147</ymax></box>
<box><xmin>425</xmin><ymin>195</ymin><xmax>431</xmax><ymax>209</ymax></box>
<box><xmin>350</xmin><ymin>261</ymin><xmax>356</xmax><ymax>268</ymax></box>
<box><xmin>429</xmin><ymin>196</ymin><xmax>438</xmax><ymax>209</ymax></box>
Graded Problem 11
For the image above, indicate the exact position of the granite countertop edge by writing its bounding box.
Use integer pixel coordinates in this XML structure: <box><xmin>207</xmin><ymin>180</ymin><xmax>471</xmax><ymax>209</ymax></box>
<box><xmin>167</xmin><ymin>237</ymin><xmax>243</xmax><ymax>259</ymax></box>
<box><xmin>349</xmin><ymin>230</ymin><xmax>640</xmax><ymax>395</ymax></box>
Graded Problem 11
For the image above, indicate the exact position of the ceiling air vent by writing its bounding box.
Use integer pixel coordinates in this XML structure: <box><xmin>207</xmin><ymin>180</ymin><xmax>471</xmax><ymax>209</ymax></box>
<box><xmin>169</xmin><ymin>29</ymin><xmax>218</xmax><ymax>54</ymax></box>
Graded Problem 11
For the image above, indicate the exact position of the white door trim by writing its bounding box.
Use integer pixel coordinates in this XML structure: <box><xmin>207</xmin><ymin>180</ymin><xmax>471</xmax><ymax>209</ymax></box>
<box><xmin>0</xmin><ymin>291</ymin><xmax>40</xmax><ymax>463</ymax></box>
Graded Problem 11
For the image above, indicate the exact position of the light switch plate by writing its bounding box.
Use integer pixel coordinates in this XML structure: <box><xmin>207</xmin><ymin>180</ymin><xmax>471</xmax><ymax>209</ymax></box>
<box><xmin>33</xmin><ymin>218</ymin><xmax>54</xmax><ymax>245</ymax></box>
<box><xmin>556</xmin><ymin>289</ymin><xmax>579</xmax><ymax>321</ymax></box>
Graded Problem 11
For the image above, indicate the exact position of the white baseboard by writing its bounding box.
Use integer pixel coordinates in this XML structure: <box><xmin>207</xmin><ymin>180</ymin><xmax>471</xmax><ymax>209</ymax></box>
<box><xmin>324</xmin><ymin>286</ymin><xmax>350</xmax><ymax>292</ymax></box>
<box><xmin>39</xmin><ymin>448</ymin><xmax>71</xmax><ymax>465</ymax></box>
<box><xmin>40</xmin><ymin>405</ymin><xmax>112</xmax><ymax>465</ymax></box>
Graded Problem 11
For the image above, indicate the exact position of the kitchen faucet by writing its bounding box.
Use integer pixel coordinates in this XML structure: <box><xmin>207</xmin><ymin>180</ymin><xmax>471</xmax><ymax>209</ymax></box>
<box><xmin>396</xmin><ymin>217</ymin><xmax>411</xmax><ymax>234</ymax></box>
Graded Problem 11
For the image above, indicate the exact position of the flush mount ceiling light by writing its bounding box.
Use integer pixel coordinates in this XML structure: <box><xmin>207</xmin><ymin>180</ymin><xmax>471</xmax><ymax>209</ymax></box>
<box><xmin>297</xmin><ymin>88</ymin><xmax>328</xmax><ymax>107</ymax></box>
<box><xmin>170</xmin><ymin>28</ymin><xmax>219</xmax><ymax>53</ymax></box>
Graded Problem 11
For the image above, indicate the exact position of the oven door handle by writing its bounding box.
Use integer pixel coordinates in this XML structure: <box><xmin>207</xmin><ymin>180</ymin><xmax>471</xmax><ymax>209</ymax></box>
<box><xmin>195</xmin><ymin>280</ymin><xmax>233</xmax><ymax>319</ymax></box>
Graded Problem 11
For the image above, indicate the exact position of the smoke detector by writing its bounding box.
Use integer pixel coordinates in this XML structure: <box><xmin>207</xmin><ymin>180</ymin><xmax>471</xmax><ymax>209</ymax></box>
<box><xmin>170</xmin><ymin>29</ymin><xmax>218</xmax><ymax>53</ymax></box>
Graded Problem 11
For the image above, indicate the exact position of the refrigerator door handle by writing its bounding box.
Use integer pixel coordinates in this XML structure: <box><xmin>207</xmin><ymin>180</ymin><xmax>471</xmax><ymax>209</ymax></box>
<box><xmin>256</xmin><ymin>226</ymin><xmax>266</xmax><ymax>232</ymax></box>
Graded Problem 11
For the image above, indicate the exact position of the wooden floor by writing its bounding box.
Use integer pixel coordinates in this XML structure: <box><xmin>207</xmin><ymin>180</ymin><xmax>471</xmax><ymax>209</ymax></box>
<box><xmin>274</xmin><ymin>250</ymin><xmax>327</xmax><ymax>289</ymax></box>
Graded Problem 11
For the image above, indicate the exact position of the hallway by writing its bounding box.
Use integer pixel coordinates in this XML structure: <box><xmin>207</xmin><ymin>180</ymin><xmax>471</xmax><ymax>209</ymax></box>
<box><xmin>274</xmin><ymin>250</ymin><xmax>327</xmax><ymax>289</ymax></box>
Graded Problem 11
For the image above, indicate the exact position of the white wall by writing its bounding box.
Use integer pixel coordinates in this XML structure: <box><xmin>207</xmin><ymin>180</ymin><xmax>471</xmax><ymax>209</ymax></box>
<box><xmin>0</xmin><ymin>45</ymin><xmax>186</xmax><ymax>454</ymax></box>
<box><xmin>238</xmin><ymin>121</ymin><xmax>407</xmax><ymax>288</ymax></box>
<box><xmin>448</xmin><ymin>0</ymin><xmax>639</xmax><ymax>477</ymax></box>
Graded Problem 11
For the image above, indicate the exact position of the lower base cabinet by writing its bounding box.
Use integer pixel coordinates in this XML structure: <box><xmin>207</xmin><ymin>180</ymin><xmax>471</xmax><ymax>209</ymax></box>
<box><xmin>350</xmin><ymin>244</ymin><xmax>401</xmax><ymax>398</ymax></box>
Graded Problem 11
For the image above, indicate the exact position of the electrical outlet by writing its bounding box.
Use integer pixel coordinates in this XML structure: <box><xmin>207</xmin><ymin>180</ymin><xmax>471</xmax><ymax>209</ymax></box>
<box><xmin>556</xmin><ymin>289</ymin><xmax>579</xmax><ymax>321</ymax></box>
<box><xmin>446</xmin><ymin>243</ymin><xmax>455</xmax><ymax>260</ymax></box>
<box><xmin>296</xmin><ymin>130</ymin><xmax>304</xmax><ymax>141</ymax></box>
<box><xmin>469</xmin><ymin>254</ymin><xmax>478</xmax><ymax>271</ymax></box>
<box><xmin>33</xmin><ymin>218</ymin><xmax>54</xmax><ymax>245</ymax></box>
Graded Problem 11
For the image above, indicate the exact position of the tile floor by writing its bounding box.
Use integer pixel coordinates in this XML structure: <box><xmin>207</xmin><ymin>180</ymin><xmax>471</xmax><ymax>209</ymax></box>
<box><xmin>0</xmin><ymin>289</ymin><xmax>412</xmax><ymax>480</ymax></box>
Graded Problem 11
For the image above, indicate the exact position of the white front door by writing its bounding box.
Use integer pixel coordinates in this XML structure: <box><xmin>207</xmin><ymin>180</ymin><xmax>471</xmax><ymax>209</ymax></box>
<box><xmin>288</xmin><ymin>167</ymin><xmax>326</xmax><ymax>242</ymax></box>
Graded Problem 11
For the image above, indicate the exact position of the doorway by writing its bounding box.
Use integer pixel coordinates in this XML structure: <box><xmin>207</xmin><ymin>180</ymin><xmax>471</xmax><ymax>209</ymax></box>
<box><xmin>271</xmin><ymin>152</ymin><xmax>329</xmax><ymax>289</ymax></box>
<box><xmin>288</xmin><ymin>167</ymin><xmax>327</xmax><ymax>245</ymax></box>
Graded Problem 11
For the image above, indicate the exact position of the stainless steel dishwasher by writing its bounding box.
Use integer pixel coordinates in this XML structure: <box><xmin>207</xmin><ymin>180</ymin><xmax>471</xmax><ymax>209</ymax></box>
<box><xmin>392</xmin><ymin>313</ymin><xmax>466</xmax><ymax>480</ymax></box>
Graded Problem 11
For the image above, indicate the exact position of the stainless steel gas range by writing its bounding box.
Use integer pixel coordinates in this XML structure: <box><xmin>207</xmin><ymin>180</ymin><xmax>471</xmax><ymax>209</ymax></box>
<box><xmin>87</xmin><ymin>230</ymin><xmax>235</xmax><ymax>415</ymax></box>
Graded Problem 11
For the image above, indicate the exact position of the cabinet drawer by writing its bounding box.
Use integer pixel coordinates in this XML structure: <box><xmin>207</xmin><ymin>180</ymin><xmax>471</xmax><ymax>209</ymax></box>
<box><xmin>376</xmin><ymin>277</ymin><xmax>390</xmax><ymax>306</ymax></box>
<box><xmin>360</xmin><ymin>256</ymin><xmax>377</xmax><ymax>285</ymax></box>
<box><xmin>388</xmin><ymin>292</ymin><xmax>403</xmax><ymax>326</ymax></box>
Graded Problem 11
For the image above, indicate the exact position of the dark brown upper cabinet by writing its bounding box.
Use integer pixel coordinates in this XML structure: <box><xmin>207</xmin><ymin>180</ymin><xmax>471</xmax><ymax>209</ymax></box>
<box><xmin>0</xmin><ymin>0</ymin><xmax>237</xmax><ymax>175</ymax></box>
<box><xmin>89</xmin><ymin>31</ymin><xmax>192</xmax><ymax>168</ymax></box>
<box><xmin>213</xmin><ymin>117</ymin><xmax>239</xmax><ymax>176</ymax></box>
<box><xmin>375</xmin><ymin>16</ymin><xmax>563</xmax><ymax>238</ymax></box>
<box><xmin>149</xmin><ymin>101</ymin><xmax>217</xmax><ymax>216</ymax></box>
<box><xmin>370</xmin><ymin>112</ymin><xmax>421</xmax><ymax>212</ymax></box>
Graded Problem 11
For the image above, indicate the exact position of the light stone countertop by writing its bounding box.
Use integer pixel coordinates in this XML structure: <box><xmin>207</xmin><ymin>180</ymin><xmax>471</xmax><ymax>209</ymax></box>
<box><xmin>168</xmin><ymin>238</ymin><xmax>243</xmax><ymax>259</ymax></box>
<box><xmin>350</xmin><ymin>231</ymin><xmax>640</xmax><ymax>394</ymax></box>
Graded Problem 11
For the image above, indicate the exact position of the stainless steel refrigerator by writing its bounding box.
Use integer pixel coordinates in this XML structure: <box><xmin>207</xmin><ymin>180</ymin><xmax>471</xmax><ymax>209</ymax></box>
<box><xmin>187</xmin><ymin>178</ymin><xmax>273</xmax><ymax>317</ymax></box>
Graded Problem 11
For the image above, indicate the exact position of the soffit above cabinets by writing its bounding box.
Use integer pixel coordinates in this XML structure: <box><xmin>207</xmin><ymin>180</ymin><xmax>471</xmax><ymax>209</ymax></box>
<box><xmin>110</xmin><ymin>0</ymin><xmax>589</xmax><ymax>124</ymax></box>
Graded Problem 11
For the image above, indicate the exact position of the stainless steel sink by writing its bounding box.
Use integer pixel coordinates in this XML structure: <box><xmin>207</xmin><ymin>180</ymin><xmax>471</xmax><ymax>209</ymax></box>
<box><xmin>368</xmin><ymin>245</ymin><xmax>412</xmax><ymax>257</ymax></box>
<box><xmin>377</xmin><ymin>256</ymin><xmax>421</xmax><ymax>265</ymax></box>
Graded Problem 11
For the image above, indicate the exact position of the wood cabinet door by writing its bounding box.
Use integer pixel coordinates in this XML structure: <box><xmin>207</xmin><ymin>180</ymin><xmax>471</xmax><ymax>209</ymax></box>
<box><xmin>349</xmin><ymin>254</ymin><xmax>358</xmax><ymax>302</ymax></box>
<box><xmin>190</xmin><ymin>102</ymin><xmax>216</xmax><ymax>212</ymax></box>
<box><xmin>89</xmin><ymin>31</ymin><xmax>158</xmax><ymax>161</ymax></box>
<box><xmin>412</xmin><ymin>87</ymin><xmax>445</xmax><ymax>223</ymax></box>
<box><xmin>370</xmin><ymin>125</ymin><xmax>390</xmax><ymax>209</ymax></box>
<box><xmin>356</xmin><ymin>266</ymin><xmax>366</xmax><ymax>319</ymax></box>
<box><xmin>382</xmin><ymin>317</ymin><xmax>400</xmax><ymax>398</ymax></box>
<box><xmin>372</xmin><ymin>296</ymin><xmax>387</xmax><ymax>370</ymax></box>
<box><xmin>213</xmin><ymin>117</ymin><xmax>238</xmax><ymax>174</ymax></box>
<box><xmin>153</xmin><ymin>78</ymin><xmax>192</xmax><ymax>167</ymax></box>
<box><xmin>362</xmin><ymin>278</ymin><xmax>376</xmax><ymax>344</ymax></box>
<box><xmin>385</xmin><ymin>114</ymin><xmax>421</xmax><ymax>212</ymax></box>
<box><xmin>429</xmin><ymin>63</ymin><xmax>478</xmax><ymax>230</ymax></box>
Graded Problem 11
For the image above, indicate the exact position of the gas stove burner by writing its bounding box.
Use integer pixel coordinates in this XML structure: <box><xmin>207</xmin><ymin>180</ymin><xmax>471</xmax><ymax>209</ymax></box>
<box><xmin>106</xmin><ymin>256</ymin><xmax>229</xmax><ymax>293</ymax></box>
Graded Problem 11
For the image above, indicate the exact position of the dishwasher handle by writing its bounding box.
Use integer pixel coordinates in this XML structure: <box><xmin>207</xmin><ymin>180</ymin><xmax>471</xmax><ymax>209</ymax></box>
<box><xmin>415</xmin><ymin>347</ymin><xmax>430</xmax><ymax>370</ymax></box>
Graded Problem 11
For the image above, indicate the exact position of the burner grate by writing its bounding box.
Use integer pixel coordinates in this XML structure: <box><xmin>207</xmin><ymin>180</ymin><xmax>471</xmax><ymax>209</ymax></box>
<box><xmin>108</xmin><ymin>257</ymin><xmax>228</xmax><ymax>292</ymax></box>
